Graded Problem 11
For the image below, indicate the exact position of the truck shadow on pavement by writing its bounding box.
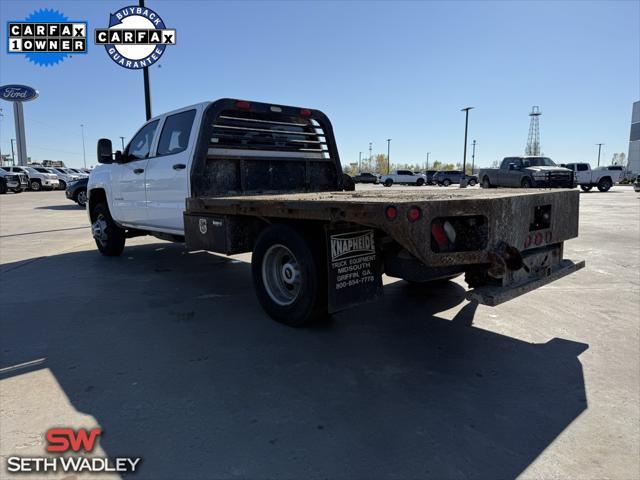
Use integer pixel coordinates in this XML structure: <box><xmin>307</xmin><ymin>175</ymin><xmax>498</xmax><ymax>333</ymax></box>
<box><xmin>0</xmin><ymin>242</ymin><xmax>588</xmax><ymax>480</ymax></box>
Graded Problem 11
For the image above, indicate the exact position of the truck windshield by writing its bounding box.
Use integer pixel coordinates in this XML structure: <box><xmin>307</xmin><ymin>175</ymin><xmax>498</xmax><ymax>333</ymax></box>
<box><xmin>523</xmin><ymin>157</ymin><xmax>556</xmax><ymax>167</ymax></box>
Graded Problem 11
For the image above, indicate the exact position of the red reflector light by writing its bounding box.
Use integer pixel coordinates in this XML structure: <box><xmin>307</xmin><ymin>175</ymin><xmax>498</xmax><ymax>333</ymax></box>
<box><xmin>431</xmin><ymin>223</ymin><xmax>449</xmax><ymax>248</ymax></box>
<box><xmin>385</xmin><ymin>206</ymin><xmax>398</xmax><ymax>220</ymax></box>
<box><xmin>534</xmin><ymin>232</ymin><xmax>543</xmax><ymax>246</ymax></box>
<box><xmin>300</xmin><ymin>108</ymin><xmax>311</xmax><ymax>117</ymax></box>
<box><xmin>235</xmin><ymin>100</ymin><xmax>251</xmax><ymax>110</ymax></box>
<box><xmin>407</xmin><ymin>206</ymin><xmax>422</xmax><ymax>222</ymax></box>
<box><xmin>524</xmin><ymin>235</ymin><xmax>532</xmax><ymax>248</ymax></box>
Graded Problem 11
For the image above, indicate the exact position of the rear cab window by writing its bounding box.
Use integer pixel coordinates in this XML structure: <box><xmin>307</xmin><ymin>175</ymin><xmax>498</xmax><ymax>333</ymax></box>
<box><xmin>156</xmin><ymin>110</ymin><xmax>196</xmax><ymax>156</ymax></box>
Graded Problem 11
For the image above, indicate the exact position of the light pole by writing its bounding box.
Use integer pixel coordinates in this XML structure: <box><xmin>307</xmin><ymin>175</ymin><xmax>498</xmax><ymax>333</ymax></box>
<box><xmin>426</xmin><ymin>152</ymin><xmax>430</xmax><ymax>170</ymax></box>
<box><xmin>471</xmin><ymin>140</ymin><xmax>476</xmax><ymax>175</ymax></box>
<box><xmin>80</xmin><ymin>124</ymin><xmax>86</xmax><ymax>168</ymax></box>
<box><xmin>596</xmin><ymin>143</ymin><xmax>604</xmax><ymax>167</ymax></box>
<box><xmin>358</xmin><ymin>152</ymin><xmax>362</xmax><ymax>172</ymax></box>
<box><xmin>368</xmin><ymin>142</ymin><xmax>372</xmax><ymax>169</ymax></box>
<box><xmin>120</xmin><ymin>136</ymin><xmax>126</xmax><ymax>150</ymax></box>
<box><xmin>460</xmin><ymin>106</ymin><xmax>474</xmax><ymax>187</ymax></box>
<box><xmin>386</xmin><ymin>139</ymin><xmax>391</xmax><ymax>174</ymax></box>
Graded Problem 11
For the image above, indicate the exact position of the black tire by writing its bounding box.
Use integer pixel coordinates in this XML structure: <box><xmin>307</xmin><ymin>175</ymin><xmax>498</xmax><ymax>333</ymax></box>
<box><xmin>384</xmin><ymin>179</ymin><xmax>393</xmax><ymax>187</ymax></box>
<box><xmin>342</xmin><ymin>174</ymin><xmax>356</xmax><ymax>191</ymax></box>
<box><xmin>468</xmin><ymin>179</ymin><xmax>477</xmax><ymax>186</ymax></box>
<box><xmin>75</xmin><ymin>189</ymin><xmax>87</xmax><ymax>207</ymax></box>
<box><xmin>481</xmin><ymin>177</ymin><xmax>491</xmax><ymax>189</ymax></box>
<box><xmin>597</xmin><ymin>177</ymin><xmax>612</xmax><ymax>192</ymax></box>
<box><xmin>11</xmin><ymin>188</ymin><xmax>23</xmax><ymax>194</ymax></box>
<box><xmin>443</xmin><ymin>179</ymin><xmax>451</xmax><ymax>187</ymax></box>
<box><xmin>0</xmin><ymin>180</ymin><xmax>6</xmax><ymax>194</ymax></box>
<box><xmin>30</xmin><ymin>179</ymin><xmax>42</xmax><ymax>191</ymax></box>
<box><xmin>252</xmin><ymin>224</ymin><xmax>327</xmax><ymax>327</ymax></box>
<box><xmin>58</xmin><ymin>180</ymin><xmax>67</xmax><ymax>190</ymax></box>
<box><xmin>521</xmin><ymin>177</ymin><xmax>532</xmax><ymax>188</ymax></box>
<box><xmin>580</xmin><ymin>185</ymin><xmax>593</xmax><ymax>192</ymax></box>
<box><xmin>416</xmin><ymin>178</ymin><xmax>425</xmax><ymax>186</ymax></box>
<box><xmin>91</xmin><ymin>202</ymin><xmax>125</xmax><ymax>256</ymax></box>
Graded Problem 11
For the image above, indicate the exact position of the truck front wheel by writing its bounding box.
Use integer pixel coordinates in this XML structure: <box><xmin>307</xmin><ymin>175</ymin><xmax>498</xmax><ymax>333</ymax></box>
<box><xmin>91</xmin><ymin>202</ymin><xmax>125</xmax><ymax>256</ymax></box>
<box><xmin>384</xmin><ymin>179</ymin><xmax>393</xmax><ymax>187</ymax></box>
<box><xmin>521</xmin><ymin>178</ymin><xmax>532</xmax><ymax>188</ymax></box>
<box><xmin>252</xmin><ymin>224</ymin><xmax>327</xmax><ymax>327</ymax></box>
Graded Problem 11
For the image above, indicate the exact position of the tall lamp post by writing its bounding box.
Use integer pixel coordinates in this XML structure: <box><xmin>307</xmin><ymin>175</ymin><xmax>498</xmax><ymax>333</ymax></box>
<box><xmin>426</xmin><ymin>152</ymin><xmax>430</xmax><ymax>170</ymax></box>
<box><xmin>471</xmin><ymin>140</ymin><xmax>476</xmax><ymax>175</ymax></box>
<box><xmin>358</xmin><ymin>151</ymin><xmax>362</xmax><ymax>172</ymax></box>
<box><xmin>80</xmin><ymin>124</ymin><xmax>86</xmax><ymax>168</ymax></box>
<box><xmin>386</xmin><ymin>139</ymin><xmax>391</xmax><ymax>174</ymax></box>
<box><xmin>460</xmin><ymin>106</ymin><xmax>474</xmax><ymax>187</ymax></box>
<box><xmin>368</xmin><ymin>142</ymin><xmax>372</xmax><ymax>170</ymax></box>
<box><xmin>120</xmin><ymin>136</ymin><xmax>126</xmax><ymax>150</ymax></box>
<box><xmin>596</xmin><ymin>143</ymin><xmax>604</xmax><ymax>167</ymax></box>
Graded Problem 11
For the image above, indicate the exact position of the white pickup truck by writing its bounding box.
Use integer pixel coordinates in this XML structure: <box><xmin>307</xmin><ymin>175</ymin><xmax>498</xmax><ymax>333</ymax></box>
<box><xmin>87</xmin><ymin>98</ymin><xmax>584</xmax><ymax>327</ymax></box>
<box><xmin>562</xmin><ymin>162</ymin><xmax>620</xmax><ymax>192</ymax></box>
<box><xmin>379</xmin><ymin>170</ymin><xmax>426</xmax><ymax>187</ymax></box>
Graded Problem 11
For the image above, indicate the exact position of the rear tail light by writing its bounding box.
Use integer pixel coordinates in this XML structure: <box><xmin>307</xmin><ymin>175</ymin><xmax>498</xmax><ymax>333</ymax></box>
<box><xmin>407</xmin><ymin>206</ymin><xmax>422</xmax><ymax>222</ymax></box>
<box><xmin>385</xmin><ymin>205</ymin><xmax>398</xmax><ymax>221</ymax></box>
<box><xmin>300</xmin><ymin>108</ymin><xmax>312</xmax><ymax>117</ymax></box>
<box><xmin>235</xmin><ymin>100</ymin><xmax>251</xmax><ymax>110</ymax></box>
<box><xmin>431</xmin><ymin>223</ymin><xmax>449</xmax><ymax>249</ymax></box>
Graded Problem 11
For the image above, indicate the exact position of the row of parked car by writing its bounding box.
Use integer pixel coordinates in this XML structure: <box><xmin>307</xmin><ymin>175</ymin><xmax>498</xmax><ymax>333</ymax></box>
<box><xmin>352</xmin><ymin>170</ymin><xmax>477</xmax><ymax>187</ymax></box>
<box><xmin>0</xmin><ymin>165</ymin><xmax>90</xmax><ymax>200</ymax></box>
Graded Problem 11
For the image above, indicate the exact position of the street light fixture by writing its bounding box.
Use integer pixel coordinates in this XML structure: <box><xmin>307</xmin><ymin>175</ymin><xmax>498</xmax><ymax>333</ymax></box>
<box><xmin>460</xmin><ymin>106</ymin><xmax>474</xmax><ymax>188</ymax></box>
<box><xmin>386</xmin><ymin>139</ymin><xmax>391</xmax><ymax>174</ymax></box>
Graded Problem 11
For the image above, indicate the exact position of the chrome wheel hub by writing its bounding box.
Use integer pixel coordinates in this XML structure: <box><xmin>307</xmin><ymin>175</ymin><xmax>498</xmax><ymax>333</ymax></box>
<box><xmin>262</xmin><ymin>244</ymin><xmax>301</xmax><ymax>306</ymax></box>
<box><xmin>92</xmin><ymin>214</ymin><xmax>109</xmax><ymax>246</ymax></box>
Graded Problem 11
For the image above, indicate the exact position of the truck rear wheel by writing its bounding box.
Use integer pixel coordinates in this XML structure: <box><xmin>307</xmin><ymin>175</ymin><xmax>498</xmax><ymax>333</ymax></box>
<box><xmin>597</xmin><ymin>177</ymin><xmax>612</xmax><ymax>192</ymax></box>
<box><xmin>481</xmin><ymin>177</ymin><xmax>491</xmax><ymax>188</ymax></box>
<box><xmin>91</xmin><ymin>202</ymin><xmax>125</xmax><ymax>256</ymax></box>
<box><xmin>384</xmin><ymin>179</ymin><xmax>393</xmax><ymax>187</ymax></box>
<box><xmin>521</xmin><ymin>178</ymin><xmax>532</xmax><ymax>188</ymax></box>
<box><xmin>252</xmin><ymin>224</ymin><xmax>327</xmax><ymax>327</ymax></box>
<box><xmin>443</xmin><ymin>179</ymin><xmax>451</xmax><ymax>187</ymax></box>
<box><xmin>580</xmin><ymin>185</ymin><xmax>593</xmax><ymax>192</ymax></box>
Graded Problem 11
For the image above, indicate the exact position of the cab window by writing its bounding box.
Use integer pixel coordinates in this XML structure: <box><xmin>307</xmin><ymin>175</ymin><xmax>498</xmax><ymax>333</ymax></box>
<box><xmin>577</xmin><ymin>164</ymin><xmax>589</xmax><ymax>171</ymax></box>
<box><xmin>127</xmin><ymin>120</ymin><xmax>160</xmax><ymax>161</ymax></box>
<box><xmin>157</xmin><ymin>110</ymin><xmax>196</xmax><ymax>156</ymax></box>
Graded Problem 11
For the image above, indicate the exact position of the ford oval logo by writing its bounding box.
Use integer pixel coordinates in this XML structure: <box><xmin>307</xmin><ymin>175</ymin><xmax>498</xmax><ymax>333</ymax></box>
<box><xmin>0</xmin><ymin>84</ymin><xmax>39</xmax><ymax>102</ymax></box>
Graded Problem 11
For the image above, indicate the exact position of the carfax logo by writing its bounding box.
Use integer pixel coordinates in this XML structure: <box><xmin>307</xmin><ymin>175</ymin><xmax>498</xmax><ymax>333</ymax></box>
<box><xmin>331</xmin><ymin>230</ymin><xmax>376</xmax><ymax>261</ymax></box>
<box><xmin>7</xmin><ymin>9</ymin><xmax>87</xmax><ymax>66</ymax></box>
<box><xmin>95</xmin><ymin>5</ymin><xmax>176</xmax><ymax>69</ymax></box>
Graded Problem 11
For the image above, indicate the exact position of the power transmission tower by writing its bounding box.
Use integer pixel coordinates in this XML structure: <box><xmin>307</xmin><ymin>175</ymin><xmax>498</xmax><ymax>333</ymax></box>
<box><xmin>525</xmin><ymin>106</ymin><xmax>542</xmax><ymax>156</ymax></box>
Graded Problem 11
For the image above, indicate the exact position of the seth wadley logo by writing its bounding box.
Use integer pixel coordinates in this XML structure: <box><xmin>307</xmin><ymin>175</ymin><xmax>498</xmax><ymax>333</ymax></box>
<box><xmin>95</xmin><ymin>5</ymin><xmax>176</xmax><ymax>69</ymax></box>
<box><xmin>6</xmin><ymin>428</ymin><xmax>142</xmax><ymax>474</ymax></box>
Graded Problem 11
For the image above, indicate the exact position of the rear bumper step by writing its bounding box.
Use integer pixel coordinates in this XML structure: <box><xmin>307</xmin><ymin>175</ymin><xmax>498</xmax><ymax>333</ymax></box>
<box><xmin>466</xmin><ymin>259</ymin><xmax>585</xmax><ymax>306</ymax></box>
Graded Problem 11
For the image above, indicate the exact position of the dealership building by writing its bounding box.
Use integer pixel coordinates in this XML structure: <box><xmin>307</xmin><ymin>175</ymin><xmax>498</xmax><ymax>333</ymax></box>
<box><xmin>629</xmin><ymin>101</ymin><xmax>640</xmax><ymax>175</ymax></box>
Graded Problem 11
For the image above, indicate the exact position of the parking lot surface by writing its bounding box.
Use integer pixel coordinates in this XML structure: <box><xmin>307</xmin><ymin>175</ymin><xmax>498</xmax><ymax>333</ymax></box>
<box><xmin>1</xmin><ymin>186</ymin><xmax>639</xmax><ymax>479</ymax></box>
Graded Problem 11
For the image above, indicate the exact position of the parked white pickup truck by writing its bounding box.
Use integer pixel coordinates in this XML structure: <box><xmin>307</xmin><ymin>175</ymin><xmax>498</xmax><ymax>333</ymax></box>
<box><xmin>379</xmin><ymin>170</ymin><xmax>426</xmax><ymax>187</ymax></box>
<box><xmin>562</xmin><ymin>162</ymin><xmax>620</xmax><ymax>192</ymax></box>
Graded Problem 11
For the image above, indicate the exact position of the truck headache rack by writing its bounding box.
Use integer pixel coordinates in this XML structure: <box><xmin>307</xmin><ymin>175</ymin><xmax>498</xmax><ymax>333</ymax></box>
<box><xmin>191</xmin><ymin>99</ymin><xmax>344</xmax><ymax>197</ymax></box>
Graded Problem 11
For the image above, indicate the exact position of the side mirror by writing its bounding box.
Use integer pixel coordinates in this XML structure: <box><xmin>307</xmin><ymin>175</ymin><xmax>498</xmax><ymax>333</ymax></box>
<box><xmin>97</xmin><ymin>139</ymin><xmax>113</xmax><ymax>164</ymax></box>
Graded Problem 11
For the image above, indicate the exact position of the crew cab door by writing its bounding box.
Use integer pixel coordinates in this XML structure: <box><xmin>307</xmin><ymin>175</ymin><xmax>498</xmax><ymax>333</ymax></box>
<box><xmin>110</xmin><ymin>119</ymin><xmax>160</xmax><ymax>225</ymax></box>
<box><xmin>500</xmin><ymin>158</ymin><xmax>522</xmax><ymax>186</ymax></box>
<box><xmin>145</xmin><ymin>108</ymin><xmax>198</xmax><ymax>233</ymax></box>
<box><xmin>574</xmin><ymin>163</ymin><xmax>591</xmax><ymax>184</ymax></box>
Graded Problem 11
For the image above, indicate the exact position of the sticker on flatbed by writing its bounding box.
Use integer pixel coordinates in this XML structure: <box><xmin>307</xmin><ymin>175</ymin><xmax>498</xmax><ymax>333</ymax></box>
<box><xmin>327</xmin><ymin>229</ymin><xmax>383</xmax><ymax>313</ymax></box>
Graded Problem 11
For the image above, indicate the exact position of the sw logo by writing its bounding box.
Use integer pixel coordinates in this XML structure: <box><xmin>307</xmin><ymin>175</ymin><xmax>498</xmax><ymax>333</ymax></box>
<box><xmin>46</xmin><ymin>427</ymin><xmax>102</xmax><ymax>452</ymax></box>
<box><xmin>95</xmin><ymin>5</ymin><xmax>176</xmax><ymax>69</ymax></box>
<box><xmin>6</xmin><ymin>428</ymin><xmax>142</xmax><ymax>474</ymax></box>
<box><xmin>6</xmin><ymin>8</ymin><xmax>88</xmax><ymax>66</ymax></box>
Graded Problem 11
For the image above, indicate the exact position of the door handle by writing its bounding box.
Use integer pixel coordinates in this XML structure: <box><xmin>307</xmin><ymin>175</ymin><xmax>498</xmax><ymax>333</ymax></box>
<box><xmin>173</xmin><ymin>163</ymin><xmax>186</xmax><ymax>170</ymax></box>
<box><xmin>133</xmin><ymin>168</ymin><xmax>144</xmax><ymax>174</ymax></box>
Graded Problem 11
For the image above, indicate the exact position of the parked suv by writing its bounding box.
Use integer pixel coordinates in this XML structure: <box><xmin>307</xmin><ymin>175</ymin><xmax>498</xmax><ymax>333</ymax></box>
<box><xmin>2</xmin><ymin>166</ymin><xmax>59</xmax><ymax>191</ymax></box>
<box><xmin>66</xmin><ymin>177</ymin><xmax>88</xmax><ymax>207</ymax></box>
<box><xmin>0</xmin><ymin>169</ymin><xmax>28</xmax><ymax>194</ymax></box>
<box><xmin>433</xmin><ymin>170</ymin><xmax>477</xmax><ymax>186</ymax></box>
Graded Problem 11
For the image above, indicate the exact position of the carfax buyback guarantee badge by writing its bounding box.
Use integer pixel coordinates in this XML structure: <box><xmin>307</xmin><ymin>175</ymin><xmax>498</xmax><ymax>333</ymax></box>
<box><xmin>95</xmin><ymin>5</ymin><xmax>176</xmax><ymax>69</ymax></box>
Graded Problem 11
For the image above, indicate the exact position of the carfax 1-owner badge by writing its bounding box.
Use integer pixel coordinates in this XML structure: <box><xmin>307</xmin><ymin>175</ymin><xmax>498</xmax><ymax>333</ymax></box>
<box><xmin>95</xmin><ymin>5</ymin><xmax>176</xmax><ymax>69</ymax></box>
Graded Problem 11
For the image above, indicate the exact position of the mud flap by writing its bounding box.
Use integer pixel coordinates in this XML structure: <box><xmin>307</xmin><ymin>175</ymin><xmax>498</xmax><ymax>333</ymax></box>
<box><xmin>466</xmin><ymin>259</ymin><xmax>585</xmax><ymax>306</ymax></box>
<box><xmin>326</xmin><ymin>227</ymin><xmax>383</xmax><ymax>313</ymax></box>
